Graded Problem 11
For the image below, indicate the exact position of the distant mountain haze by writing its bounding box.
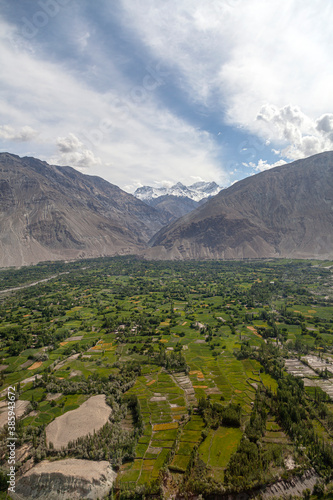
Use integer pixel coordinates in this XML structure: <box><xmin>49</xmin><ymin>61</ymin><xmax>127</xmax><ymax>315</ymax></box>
<box><xmin>0</xmin><ymin>153</ymin><xmax>168</xmax><ymax>267</ymax></box>
<box><xmin>148</xmin><ymin>152</ymin><xmax>333</xmax><ymax>260</ymax></box>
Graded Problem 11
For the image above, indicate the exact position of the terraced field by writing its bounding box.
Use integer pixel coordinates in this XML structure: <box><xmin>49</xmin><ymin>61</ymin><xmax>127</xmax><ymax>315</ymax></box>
<box><xmin>0</xmin><ymin>258</ymin><xmax>332</xmax><ymax>498</ymax></box>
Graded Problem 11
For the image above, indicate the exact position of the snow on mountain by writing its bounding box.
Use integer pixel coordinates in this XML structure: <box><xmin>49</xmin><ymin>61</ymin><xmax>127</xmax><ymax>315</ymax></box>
<box><xmin>134</xmin><ymin>181</ymin><xmax>221</xmax><ymax>202</ymax></box>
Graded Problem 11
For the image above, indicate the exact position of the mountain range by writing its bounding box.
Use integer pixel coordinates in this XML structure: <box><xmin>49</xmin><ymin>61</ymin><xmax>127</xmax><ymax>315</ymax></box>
<box><xmin>148</xmin><ymin>151</ymin><xmax>333</xmax><ymax>260</ymax></box>
<box><xmin>0</xmin><ymin>153</ymin><xmax>168</xmax><ymax>267</ymax></box>
<box><xmin>134</xmin><ymin>181</ymin><xmax>221</xmax><ymax>221</ymax></box>
<box><xmin>0</xmin><ymin>151</ymin><xmax>332</xmax><ymax>267</ymax></box>
<box><xmin>134</xmin><ymin>181</ymin><xmax>221</xmax><ymax>202</ymax></box>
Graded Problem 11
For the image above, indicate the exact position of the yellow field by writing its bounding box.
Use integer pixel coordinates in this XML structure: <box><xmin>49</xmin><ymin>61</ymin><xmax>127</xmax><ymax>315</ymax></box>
<box><xmin>153</xmin><ymin>422</ymin><xmax>178</xmax><ymax>431</ymax></box>
<box><xmin>28</xmin><ymin>361</ymin><xmax>42</xmax><ymax>370</ymax></box>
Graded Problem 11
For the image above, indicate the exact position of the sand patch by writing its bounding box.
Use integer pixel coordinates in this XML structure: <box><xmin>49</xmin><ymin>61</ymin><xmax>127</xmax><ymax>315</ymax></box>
<box><xmin>46</xmin><ymin>395</ymin><xmax>111</xmax><ymax>450</ymax></box>
<box><xmin>28</xmin><ymin>361</ymin><xmax>42</xmax><ymax>370</ymax></box>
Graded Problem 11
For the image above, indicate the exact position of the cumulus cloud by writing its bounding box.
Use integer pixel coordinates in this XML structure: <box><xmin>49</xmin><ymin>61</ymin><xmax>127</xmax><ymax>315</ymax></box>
<box><xmin>57</xmin><ymin>133</ymin><xmax>84</xmax><ymax>153</ymax></box>
<box><xmin>52</xmin><ymin>133</ymin><xmax>101</xmax><ymax>169</ymax></box>
<box><xmin>0</xmin><ymin>125</ymin><xmax>38</xmax><ymax>142</ymax></box>
<box><xmin>255</xmin><ymin>104</ymin><xmax>333</xmax><ymax>161</ymax></box>
<box><xmin>316</xmin><ymin>114</ymin><xmax>333</xmax><ymax>142</ymax></box>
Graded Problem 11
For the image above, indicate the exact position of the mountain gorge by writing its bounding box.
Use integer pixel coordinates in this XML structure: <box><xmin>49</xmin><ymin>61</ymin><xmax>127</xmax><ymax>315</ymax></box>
<box><xmin>0</xmin><ymin>153</ymin><xmax>168</xmax><ymax>267</ymax></box>
<box><xmin>148</xmin><ymin>152</ymin><xmax>333</xmax><ymax>260</ymax></box>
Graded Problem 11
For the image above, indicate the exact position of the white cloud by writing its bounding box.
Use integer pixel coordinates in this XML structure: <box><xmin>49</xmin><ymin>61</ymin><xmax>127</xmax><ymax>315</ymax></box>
<box><xmin>0</xmin><ymin>15</ymin><xmax>226</xmax><ymax>187</ymax></box>
<box><xmin>316</xmin><ymin>114</ymin><xmax>333</xmax><ymax>142</ymax></box>
<box><xmin>55</xmin><ymin>149</ymin><xmax>101</xmax><ymax>169</ymax></box>
<box><xmin>1</xmin><ymin>1</ymin><xmax>332</xmax><ymax>186</ymax></box>
<box><xmin>244</xmin><ymin>159</ymin><xmax>287</xmax><ymax>172</ymax></box>
<box><xmin>119</xmin><ymin>0</ymin><xmax>333</xmax><ymax>159</ymax></box>
<box><xmin>0</xmin><ymin>125</ymin><xmax>38</xmax><ymax>142</ymax></box>
<box><xmin>51</xmin><ymin>133</ymin><xmax>101</xmax><ymax>169</ymax></box>
<box><xmin>57</xmin><ymin>133</ymin><xmax>84</xmax><ymax>153</ymax></box>
<box><xmin>255</xmin><ymin>104</ymin><xmax>333</xmax><ymax>161</ymax></box>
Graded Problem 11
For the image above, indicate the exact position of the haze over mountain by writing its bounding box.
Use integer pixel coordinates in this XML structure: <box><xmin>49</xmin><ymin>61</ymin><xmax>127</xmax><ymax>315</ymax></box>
<box><xmin>134</xmin><ymin>181</ymin><xmax>222</xmax><ymax>221</ymax></box>
<box><xmin>148</xmin><ymin>152</ymin><xmax>333</xmax><ymax>260</ymax></box>
<box><xmin>0</xmin><ymin>153</ymin><xmax>168</xmax><ymax>267</ymax></box>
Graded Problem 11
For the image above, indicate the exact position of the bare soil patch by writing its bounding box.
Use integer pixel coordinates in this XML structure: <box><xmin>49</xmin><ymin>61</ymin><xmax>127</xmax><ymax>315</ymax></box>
<box><xmin>45</xmin><ymin>395</ymin><xmax>111</xmax><ymax>450</ymax></box>
<box><xmin>20</xmin><ymin>360</ymin><xmax>34</xmax><ymax>369</ymax></box>
<box><xmin>46</xmin><ymin>393</ymin><xmax>62</xmax><ymax>401</ymax></box>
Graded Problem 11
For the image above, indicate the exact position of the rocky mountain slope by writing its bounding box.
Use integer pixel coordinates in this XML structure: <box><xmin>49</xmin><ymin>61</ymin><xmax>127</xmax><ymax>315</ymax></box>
<box><xmin>134</xmin><ymin>181</ymin><xmax>221</xmax><ymax>220</ymax></box>
<box><xmin>148</xmin><ymin>152</ymin><xmax>333</xmax><ymax>260</ymax></box>
<box><xmin>0</xmin><ymin>153</ymin><xmax>168</xmax><ymax>267</ymax></box>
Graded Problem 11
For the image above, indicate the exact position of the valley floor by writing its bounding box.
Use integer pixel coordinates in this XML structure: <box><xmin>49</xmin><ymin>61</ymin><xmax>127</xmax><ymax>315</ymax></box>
<box><xmin>0</xmin><ymin>257</ymin><xmax>333</xmax><ymax>499</ymax></box>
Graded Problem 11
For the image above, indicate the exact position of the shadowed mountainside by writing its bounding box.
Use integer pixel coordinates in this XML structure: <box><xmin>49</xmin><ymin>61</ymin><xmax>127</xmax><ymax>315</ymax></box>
<box><xmin>148</xmin><ymin>152</ymin><xmax>333</xmax><ymax>260</ymax></box>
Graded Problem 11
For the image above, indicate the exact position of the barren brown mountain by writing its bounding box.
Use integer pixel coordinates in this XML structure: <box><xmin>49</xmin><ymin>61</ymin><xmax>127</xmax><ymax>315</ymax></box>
<box><xmin>148</xmin><ymin>152</ymin><xmax>333</xmax><ymax>260</ymax></box>
<box><xmin>0</xmin><ymin>153</ymin><xmax>168</xmax><ymax>267</ymax></box>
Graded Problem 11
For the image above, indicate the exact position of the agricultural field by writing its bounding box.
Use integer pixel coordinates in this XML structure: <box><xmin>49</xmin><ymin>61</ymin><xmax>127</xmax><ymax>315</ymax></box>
<box><xmin>0</xmin><ymin>257</ymin><xmax>333</xmax><ymax>498</ymax></box>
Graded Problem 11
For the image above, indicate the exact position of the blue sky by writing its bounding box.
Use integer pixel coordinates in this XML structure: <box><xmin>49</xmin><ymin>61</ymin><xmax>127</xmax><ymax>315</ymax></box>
<box><xmin>0</xmin><ymin>0</ymin><xmax>333</xmax><ymax>191</ymax></box>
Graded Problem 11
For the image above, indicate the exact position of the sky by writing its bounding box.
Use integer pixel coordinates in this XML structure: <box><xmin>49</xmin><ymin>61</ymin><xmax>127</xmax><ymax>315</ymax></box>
<box><xmin>0</xmin><ymin>0</ymin><xmax>333</xmax><ymax>192</ymax></box>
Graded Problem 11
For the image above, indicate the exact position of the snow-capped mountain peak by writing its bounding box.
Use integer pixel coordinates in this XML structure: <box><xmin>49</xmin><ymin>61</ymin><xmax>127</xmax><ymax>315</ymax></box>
<box><xmin>134</xmin><ymin>181</ymin><xmax>221</xmax><ymax>202</ymax></box>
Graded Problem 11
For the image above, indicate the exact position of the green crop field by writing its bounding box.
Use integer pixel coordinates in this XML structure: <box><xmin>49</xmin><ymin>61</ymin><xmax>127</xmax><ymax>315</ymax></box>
<box><xmin>0</xmin><ymin>257</ymin><xmax>332</xmax><ymax>498</ymax></box>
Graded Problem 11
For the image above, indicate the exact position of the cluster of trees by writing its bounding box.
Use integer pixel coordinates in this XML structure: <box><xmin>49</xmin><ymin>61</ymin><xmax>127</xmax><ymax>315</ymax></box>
<box><xmin>198</xmin><ymin>398</ymin><xmax>241</xmax><ymax>429</ymax></box>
